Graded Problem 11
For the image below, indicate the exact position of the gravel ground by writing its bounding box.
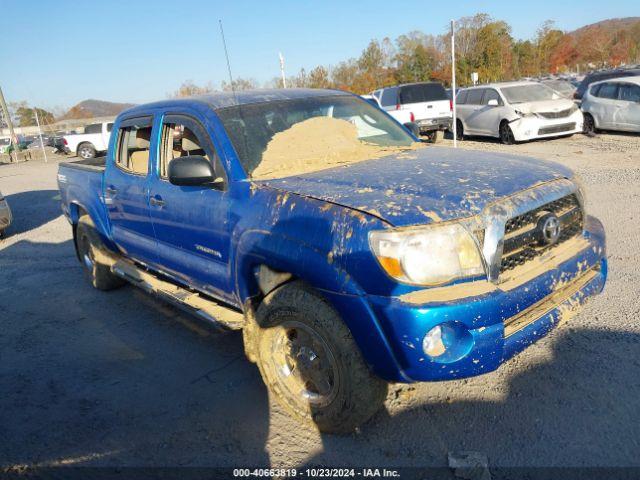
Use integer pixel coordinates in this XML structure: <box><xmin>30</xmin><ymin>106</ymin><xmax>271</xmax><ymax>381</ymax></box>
<box><xmin>1</xmin><ymin>133</ymin><xmax>639</xmax><ymax>474</ymax></box>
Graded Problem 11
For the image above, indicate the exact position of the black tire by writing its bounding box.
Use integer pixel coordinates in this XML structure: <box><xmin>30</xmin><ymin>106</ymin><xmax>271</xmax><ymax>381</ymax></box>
<box><xmin>499</xmin><ymin>120</ymin><xmax>515</xmax><ymax>145</ymax></box>
<box><xmin>583</xmin><ymin>113</ymin><xmax>597</xmax><ymax>136</ymax></box>
<box><xmin>249</xmin><ymin>281</ymin><xmax>388</xmax><ymax>434</ymax></box>
<box><xmin>426</xmin><ymin>130</ymin><xmax>444</xmax><ymax>144</ymax></box>
<box><xmin>456</xmin><ymin>120</ymin><xmax>465</xmax><ymax>141</ymax></box>
<box><xmin>76</xmin><ymin>215</ymin><xmax>124</xmax><ymax>291</ymax></box>
<box><xmin>77</xmin><ymin>143</ymin><xmax>96</xmax><ymax>159</ymax></box>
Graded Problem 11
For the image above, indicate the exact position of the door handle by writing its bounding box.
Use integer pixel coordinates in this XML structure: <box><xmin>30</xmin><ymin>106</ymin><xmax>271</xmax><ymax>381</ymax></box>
<box><xmin>149</xmin><ymin>196</ymin><xmax>165</xmax><ymax>207</ymax></box>
<box><xmin>106</xmin><ymin>186</ymin><xmax>117</xmax><ymax>195</ymax></box>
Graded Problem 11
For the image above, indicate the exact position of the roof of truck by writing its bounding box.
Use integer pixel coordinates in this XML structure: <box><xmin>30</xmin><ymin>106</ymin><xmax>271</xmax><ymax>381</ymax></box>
<box><xmin>122</xmin><ymin>88</ymin><xmax>351</xmax><ymax>116</ymax></box>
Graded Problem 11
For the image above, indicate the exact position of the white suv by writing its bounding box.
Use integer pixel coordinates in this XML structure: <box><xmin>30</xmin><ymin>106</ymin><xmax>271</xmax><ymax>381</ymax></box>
<box><xmin>372</xmin><ymin>82</ymin><xmax>452</xmax><ymax>142</ymax></box>
<box><xmin>581</xmin><ymin>76</ymin><xmax>640</xmax><ymax>134</ymax></box>
<box><xmin>455</xmin><ymin>81</ymin><xmax>583</xmax><ymax>144</ymax></box>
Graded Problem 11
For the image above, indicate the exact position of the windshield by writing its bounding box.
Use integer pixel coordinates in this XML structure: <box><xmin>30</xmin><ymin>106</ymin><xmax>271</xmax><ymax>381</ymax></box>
<box><xmin>501</xmin><ymin>84</ymin><xmax>559</xmax><ymax>104</ymax></box>
<box><xmin>217</xmin><ymin>95</ymin><xmax>417</xmax><ymax>179</ymax></box>
<box><xmin>542</xmin><ymin>80</ymin><xmax>575</xmax><ymax>94</ymax></box>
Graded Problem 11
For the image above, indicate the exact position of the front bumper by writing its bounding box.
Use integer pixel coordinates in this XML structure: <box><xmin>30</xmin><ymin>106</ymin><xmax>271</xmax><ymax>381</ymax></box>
<box><xmin>510</xmin><ymin>111</ymin><xmax>584</xmax><ymax>141</ymax></box>
<box><xmin>363</xmin><ymin>216</ymin><xmax>606</xmax><ymax>382</ymax></box>
<box><xmin>0</xmin><ymin>199</ymin><xmax>12</xmax><ymax>231</ymax></box>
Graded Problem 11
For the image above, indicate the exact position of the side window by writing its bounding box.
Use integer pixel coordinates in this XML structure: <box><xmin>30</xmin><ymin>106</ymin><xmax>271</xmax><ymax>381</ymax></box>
<box><xmin>456</xmin><ymin>90</ymin><xmax>468</xmax><ymax>105</ymax></box>
<box><xmin>84</xmin><ymin>124</ymin><xmax>102</xmax><ymax>134</ymax></box>
<box><xmin>160</xmin><ymin>117</ymin><xmax>225</xmax><ymax>187</ymax></box>
<box><xmin>380</xmin><ymin>87</ymin><xmax>397</xmax><ymax>107</ymax></box>
<box><xmin>598</xmin><ymin>83</ymin><xmax>619</xmax><ymax>100</ymax></box>
<box><xmin>373</xmin><ymin>89</ymin><xmax>382</xmax><ymax>100</ymax></box>
<box><xmin>590</xmin><ymin>84</ymin><xmax>602</xmax><ymax>97</ymax></box>
<box><xmin>483</xmin><ymin>89</ymin><xmax>502</xmax><ymax>105</ymax></box>
<box><xmin>618</xmin><ymin>83</ymin><xmax>640</xmax><ymax>103</ymax></box>
<box><xmin>115</xmin><ymin>120</ymin><xmax>152</xmax><ymax>175</ymax></box>
<box><xmin>107</xmin><ymin>123</ymin><xmax>114</xmax><ymax>132</ymax></box>
<box><xmin>466</xmin><ymin>89</ymin><xmax>484</xmax><ymax>105</ymax></box>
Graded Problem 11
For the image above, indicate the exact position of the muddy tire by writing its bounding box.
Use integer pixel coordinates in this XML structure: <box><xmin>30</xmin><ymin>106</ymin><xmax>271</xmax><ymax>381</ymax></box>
<box><xmin>77</xmin><ymin>143</ymin><xmax>96</xmax><ymax>159</ymax></box>
<box><xmin>250</xmin><ymin>281</ymin><xmax>388</xmax><ymax>434</ymax></box>
<box><xmin>427</xmin><ymin>130</ymin><xmax>444</xmax><ymax>143</ymax></box>
<box><xmin>499</xmin><ymin>120</ymin><xmax>515</xmax><ymax>145</ymax></box>
<box><xmin>76</xmin><ymin>215</ymin><xmax>124</xmax><ymax>291</ymax></box>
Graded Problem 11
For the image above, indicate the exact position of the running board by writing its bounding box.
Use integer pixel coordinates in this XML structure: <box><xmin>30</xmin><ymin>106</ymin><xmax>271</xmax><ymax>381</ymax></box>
<box><xmin>110</xmin><ymin>258</ymin><xmax>245</xmax><ymax>331</ymax></box>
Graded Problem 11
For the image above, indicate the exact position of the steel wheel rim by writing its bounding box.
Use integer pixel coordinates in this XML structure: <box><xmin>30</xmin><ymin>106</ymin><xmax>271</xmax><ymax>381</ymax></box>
<box><xmin>79</xmin><ymin>233</ymin><xmax>94</xmax><ymax>270</ymax></box>
<box><xmin>269</xmin><ymin>320</ymin><xmax>340</xmax><ymax>408</ymax></box>
<box><xmin>80</xmin><ymin>147</ymin><xmax>91</xmax><ymax>158</ymax></box>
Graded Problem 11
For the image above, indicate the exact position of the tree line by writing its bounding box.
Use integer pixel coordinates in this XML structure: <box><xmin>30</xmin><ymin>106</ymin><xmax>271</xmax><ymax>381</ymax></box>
<box><xmin>174</xmin><ymin>14</ymin><xmax>640</xmax><ymax>97</ymax></box>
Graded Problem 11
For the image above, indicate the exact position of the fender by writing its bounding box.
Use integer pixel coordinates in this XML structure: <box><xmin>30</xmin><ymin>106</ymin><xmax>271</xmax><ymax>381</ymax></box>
<box><xmin>234</xmin><ymin>229</ymin><xmax>408</xmax><ymax>381</ymax></box>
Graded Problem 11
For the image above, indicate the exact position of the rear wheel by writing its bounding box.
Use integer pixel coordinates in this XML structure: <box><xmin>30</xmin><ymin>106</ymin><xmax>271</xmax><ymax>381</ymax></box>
<box><xmin>456</xmin><ymin>120</ymin><xmax>465</xmax><ymax>141</ymax></box>
<box><xmin>250</xmin><ymin>281</ymin><xmax>388</xmax><ymax>434</ymax></box>
<box><xmin>499</xmin><ymin>121</ymin><xmax>515</xmax><ymax>145</ymax></box>
<box><xmin>77</xmin><ymin>143</ymin><xmax>96</xmax><ymax>159</ymax></box>
<box><xmin>76</xmin><ymin>215</ymin><xmax>124</xmax><ymax>291</ymax></box>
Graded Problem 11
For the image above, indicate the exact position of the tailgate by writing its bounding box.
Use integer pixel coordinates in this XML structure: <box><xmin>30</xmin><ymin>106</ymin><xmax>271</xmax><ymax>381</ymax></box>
<box><xmin>406</xmin><ymin>100</ymin><xmax>451</xmax><ymax>120</ymax></box>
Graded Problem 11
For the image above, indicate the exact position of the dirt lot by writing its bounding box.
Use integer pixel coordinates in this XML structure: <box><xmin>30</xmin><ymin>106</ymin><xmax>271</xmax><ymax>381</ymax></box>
<box><xmin>1</xmin><ymin>133</ymin><xmax>639</xmax><ymax>473</ymax></box>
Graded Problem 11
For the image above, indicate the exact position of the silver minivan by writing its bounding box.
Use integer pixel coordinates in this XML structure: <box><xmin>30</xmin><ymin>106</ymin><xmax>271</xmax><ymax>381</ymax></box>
<box><xmin>0</xmin><ymin>190</ymin><xmax>12</xmax><ymax>238</ymax></box>
<box><xmin>581</xmin><ymin>76</ymin><xmax>640</xmax><ymax>134</ymax></box>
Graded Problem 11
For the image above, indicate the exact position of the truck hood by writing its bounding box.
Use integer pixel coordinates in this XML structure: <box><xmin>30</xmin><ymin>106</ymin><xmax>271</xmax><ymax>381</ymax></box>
<box><xmin>257</xmin><ymin>147</ymin><xmax>574</xmax><ymax>227</ymax></box>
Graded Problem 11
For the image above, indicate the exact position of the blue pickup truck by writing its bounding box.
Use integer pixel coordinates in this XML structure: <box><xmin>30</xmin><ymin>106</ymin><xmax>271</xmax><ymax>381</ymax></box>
<box><xmin>58</xmin><ymin>88</ymin><xmax>607</xmax><ymax>433</ymax></box>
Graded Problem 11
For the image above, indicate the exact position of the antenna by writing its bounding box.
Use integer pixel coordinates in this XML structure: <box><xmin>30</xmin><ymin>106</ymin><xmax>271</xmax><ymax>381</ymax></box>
<box><xmin>219</xmin><ymin>20</ymin><xmax>238</xmax><ymax>104</ymax></box>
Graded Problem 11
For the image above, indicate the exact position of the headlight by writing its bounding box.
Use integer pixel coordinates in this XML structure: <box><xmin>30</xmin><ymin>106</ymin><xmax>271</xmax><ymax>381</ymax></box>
<box><xmin>515</xmin><ymin>109</ymin><xmax>537</xmax><ymax>118</ymax></box>
<box><xmin>369</xmin><ymin>223</ymin><xmax>485</xmax><ymax>286</ymax></box>
<box><xmin>572</xmin><ymin>174</ymin><xmax>587</xmax><ymax>210</ymax></box>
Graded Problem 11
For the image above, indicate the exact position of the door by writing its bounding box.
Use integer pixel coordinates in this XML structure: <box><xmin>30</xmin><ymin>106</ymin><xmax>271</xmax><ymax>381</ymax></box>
<box><xmin>148</xmin><ymin>114</ymin><xmax>234</xmax><ymax>303</ymax></box>
<box><xmin>104</xmin><ymin>116</ymin><xmax>157</xmax><ymax>265</ymax></box>
<box><xmin>616</xmin><ymin>83</ymin><xmax>640</xmax><ymax>131</ymax></box>
<box><xmin>474</xmin><ymin>89</ymin><xmax>503</xmax><ymax>136</ymax></box>
<box><xmin>592</xmin><ymin>82</ymin><xmax>620</xmax><ymax>129</ymax></box>
<box><xmin>461</xmin><ymin>89</ymin><xmax>486</xmax><ymax>135</ymax></box>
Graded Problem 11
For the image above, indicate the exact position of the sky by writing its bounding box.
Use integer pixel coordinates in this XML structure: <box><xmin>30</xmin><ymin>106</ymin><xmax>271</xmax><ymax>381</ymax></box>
<box><xmin>1</xmin><ymin>0</ymin><xmax>638</xmax><ymax>111</ymax></box>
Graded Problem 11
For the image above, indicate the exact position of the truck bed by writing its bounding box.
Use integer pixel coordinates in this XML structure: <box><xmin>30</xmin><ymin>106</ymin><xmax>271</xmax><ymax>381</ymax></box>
<box><xmin>60</xmin><ymin>156</ymin><xmax>106</xmax><ymax>172</ymax></box>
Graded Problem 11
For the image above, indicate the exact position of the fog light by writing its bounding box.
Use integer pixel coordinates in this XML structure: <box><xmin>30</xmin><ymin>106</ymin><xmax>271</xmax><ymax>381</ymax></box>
<box><xmin>423</xmin><ymin>325</ymin><xmax>446</xmax><ymax>357</ymax></box>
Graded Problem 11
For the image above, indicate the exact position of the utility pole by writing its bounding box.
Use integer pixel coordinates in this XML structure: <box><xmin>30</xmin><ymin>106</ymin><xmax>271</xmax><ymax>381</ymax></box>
<box><xmin>451</xmin><ymin>20</ymin><xmax>457</xmax><ymax>148</ymax></box>
<box><xmin>0</xmin><ymin>85</ymin><xmax>19</xmax><ymax>162</ymax></box>
<box><xmin>34</xmin><ymin>108</ymin><xmax>47</xmax><ymax>163</ymax></box>
<box><xmin>279</xmin><ymin>52</ymin><xmax>287</xmax><ymax>88</ymax></box>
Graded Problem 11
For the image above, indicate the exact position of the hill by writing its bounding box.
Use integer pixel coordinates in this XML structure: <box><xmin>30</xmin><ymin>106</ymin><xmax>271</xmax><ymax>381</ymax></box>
<box><xmin>61</xmin><ymin>99</ymin><xmax>135</xmax><ymax>120</ymax></box>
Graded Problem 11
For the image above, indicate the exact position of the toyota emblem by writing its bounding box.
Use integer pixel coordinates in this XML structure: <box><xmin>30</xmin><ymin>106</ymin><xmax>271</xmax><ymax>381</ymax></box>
<box><xmin>537</xmin><ymin>213</ymin><xmax>561</xmax><ymax>245</ymax></box>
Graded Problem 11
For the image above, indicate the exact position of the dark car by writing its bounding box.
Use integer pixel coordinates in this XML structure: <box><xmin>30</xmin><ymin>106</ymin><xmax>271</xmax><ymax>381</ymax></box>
<box><xmin>575</xmin><ymin>68</ymin><xmax>640</xmax><ymax>100</ymax></box>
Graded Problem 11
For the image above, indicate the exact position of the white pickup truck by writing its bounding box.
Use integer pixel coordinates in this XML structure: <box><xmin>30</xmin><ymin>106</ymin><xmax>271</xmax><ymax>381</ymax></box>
<box><xmin>63</xmin><ymin>122</ymin><xmax>113</xmax><ymax>159</ymax></box>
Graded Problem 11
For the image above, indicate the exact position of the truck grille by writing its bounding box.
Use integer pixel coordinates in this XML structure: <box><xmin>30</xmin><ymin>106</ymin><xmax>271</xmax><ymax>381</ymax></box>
<box><xmin>538</xmin><ymin>108</ymin><xmax>574</xmax><ymax>119</ymax></box>
<box><xmin>500</xmin><ymin>194</ymin><xmax>583</xmax><ymax>273</ymax></box>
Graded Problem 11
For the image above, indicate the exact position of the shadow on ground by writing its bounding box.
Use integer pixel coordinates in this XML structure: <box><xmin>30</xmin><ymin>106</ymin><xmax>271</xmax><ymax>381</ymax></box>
<box><xmin>2</xmin><ymin>189</ymin><xmax>62</xmax><ymax>236</ymax></box>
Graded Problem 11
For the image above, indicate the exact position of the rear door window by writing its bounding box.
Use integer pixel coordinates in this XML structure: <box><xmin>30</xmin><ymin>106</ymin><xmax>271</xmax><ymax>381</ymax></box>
<box><xmin>618</xmin><ymin>83</ymin><xmax>640</xmax><ymax>103</ymax></box>
<box><xmin>380</xmin><ymin>87</ymin><xmax>398</xmax><ymax>107</ymax></box>
<box><xmin>483</xmin><ymin>89</ymin><xmax>502</xmax><ymax>105</ymax></box>
<box><xmin>399</xmin><ymin>83</ymin><xmax>447</xmax><ymax>104</ymax></box>
<box><xmin>598</xmin><ymin>83</ymin><xmax>619</xmax><ymax>100</ymax></box>
<box><xmin>84</xmin><ymin>124</ymin><xmax>102</xmax><ymax>134</ymax></box>
<box><xmin>456</xmin><ymin>90</ymin><xmax>468</xmax><ymax>105</ymax></box>
<box><xmin>115</xmin><ymin>117</ymin><xmax>153</xmax><ymax>175</ymax></box>
<box><xmin>466</xmin><ymin>89</ymin><xmax>484</xmax><ymax>105</ymax></box>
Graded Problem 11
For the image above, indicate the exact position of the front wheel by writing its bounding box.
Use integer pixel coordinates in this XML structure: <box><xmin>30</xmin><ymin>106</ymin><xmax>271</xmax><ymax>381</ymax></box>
<box><xmin>251</xmin><ymin>281</ymin><xmax>388</xmax><ymax>434</ymax></box>
<box><xmin>583</xmin><ymin>113</ymin><xmax>597</xmax><ymax>136</ymax></box>
<box><xmin>499</xmin><ymin>121</ymin><xmax>515</xmax><ymax>145</ymax></box>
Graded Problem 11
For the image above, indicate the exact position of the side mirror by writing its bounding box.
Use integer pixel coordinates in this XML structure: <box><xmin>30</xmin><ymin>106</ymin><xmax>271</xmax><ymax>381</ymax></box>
<box><xmin>403</xmin><ymin>121</ymin><xmax>420</xmax><ymax>137</ymax></box>
<box><xmin>487</xmin><ymin>99</ymin><xmax>499</xmax><ymax>107</ymax></box>
<box><xmin>168</xmin><ymin>155</ymin><xmax>215</xmax><ymax>186</ymax></box>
